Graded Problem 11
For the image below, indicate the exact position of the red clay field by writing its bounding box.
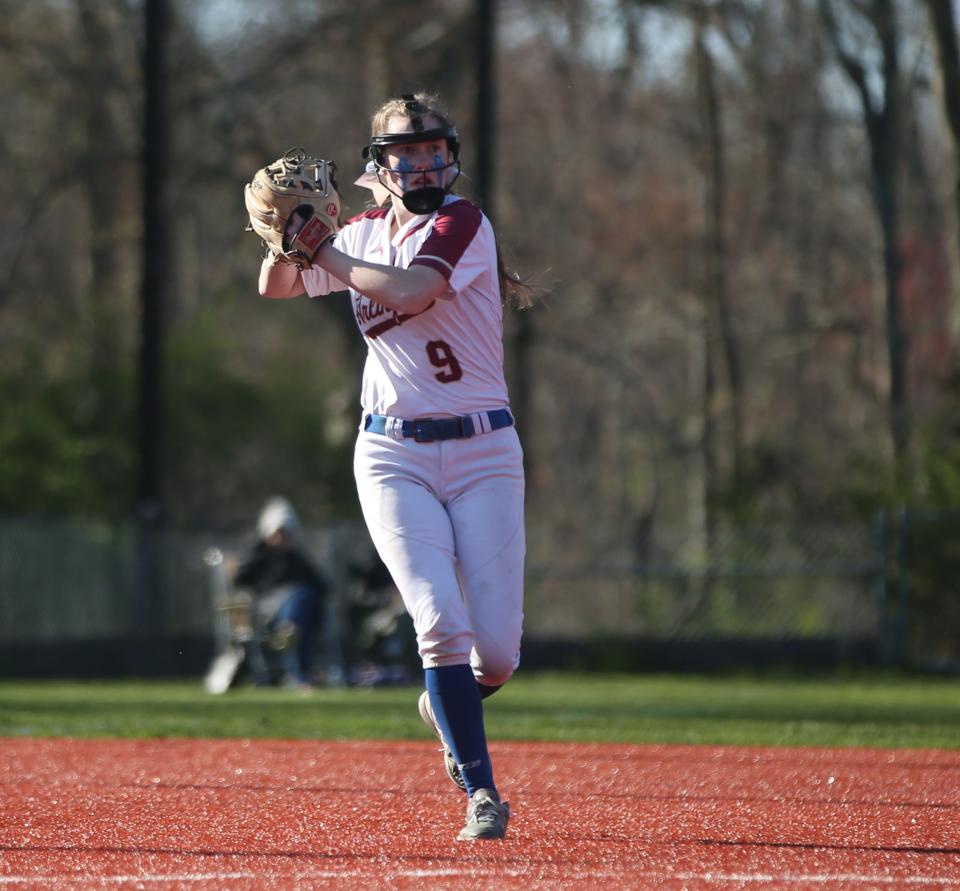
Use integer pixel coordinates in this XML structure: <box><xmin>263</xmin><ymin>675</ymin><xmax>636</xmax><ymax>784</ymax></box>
<box><xmin>2</xmin><ymin>738</ymin><xmax>959</xmax><ymax>889</ymax></box>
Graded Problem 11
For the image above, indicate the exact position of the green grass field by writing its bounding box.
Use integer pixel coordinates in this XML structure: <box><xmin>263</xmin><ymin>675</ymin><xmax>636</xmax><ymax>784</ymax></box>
<box><xmin>2</xmin><ymin>671</ymin><xmax>959</xmax><ymax>749</ymax></box>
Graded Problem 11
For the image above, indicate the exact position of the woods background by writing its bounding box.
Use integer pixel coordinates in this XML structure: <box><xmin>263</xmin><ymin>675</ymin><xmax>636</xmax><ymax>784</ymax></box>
<box><xmin>3</xmin><ymin>0</ymin><xmax>960</xmax><ymax>668</ymax></box>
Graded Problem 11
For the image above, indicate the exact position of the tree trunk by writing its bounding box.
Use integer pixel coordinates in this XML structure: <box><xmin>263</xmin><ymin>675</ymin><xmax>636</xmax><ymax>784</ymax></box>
<box><xmin>77</xmin><ymin>0</ymin><xmax>129</xmax><ymax>377</ymax></box>
<box><xmin>695</xmin><ymin>6</ymin><xmax>743</xmax><ymax>500</ymax></box>
<box><xmin>820</xmin><ymin>0</ymin><xmax>908</xmax><ymax>468</ymax></box>
<box><xmin>924</xmin><ymin>0</ymin><xmax>960</xmax><ymax>325</ymax></box>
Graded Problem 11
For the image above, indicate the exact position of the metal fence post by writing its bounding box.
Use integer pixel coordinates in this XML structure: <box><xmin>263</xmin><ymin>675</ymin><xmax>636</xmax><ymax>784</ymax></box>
<box><xmin>873</xmin><ymin>509</ymin><xmax>890</xmax><ymax>664</ymax></box>
<box><xmin>894</xmin><ymin>505</ymin><xmax>909</xmax><ymax>667</ymax></box>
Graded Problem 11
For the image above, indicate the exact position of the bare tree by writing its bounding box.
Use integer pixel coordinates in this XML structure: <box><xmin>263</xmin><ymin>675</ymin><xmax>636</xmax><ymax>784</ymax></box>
<box><xmin>693</xmin><ymin>3</ymin><xmax>743</xmax><ymax>504</ymax></box>
<box><xmin>924</xmin><ymin>0</ymin><xmax>960</xmax><ymax>267</ymax></box>
<box><xmin>820</xmin><ymin>0</ymin><xmax>909</xmax><ymax>469</ymax></box>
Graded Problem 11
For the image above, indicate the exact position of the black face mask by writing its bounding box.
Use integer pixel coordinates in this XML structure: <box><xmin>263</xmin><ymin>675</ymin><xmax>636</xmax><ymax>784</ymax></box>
<box><xmin>401</xmin><ymin>186</ymin><xmax>446</xmax><ymax>215</ymax></box>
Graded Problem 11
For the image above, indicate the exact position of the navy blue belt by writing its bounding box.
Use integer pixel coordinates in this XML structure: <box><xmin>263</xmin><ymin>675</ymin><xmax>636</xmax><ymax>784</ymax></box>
<box><xmin>364</xmin><ymin>409</ymin><xmax>514</xmax><ymax>443</ymax></box>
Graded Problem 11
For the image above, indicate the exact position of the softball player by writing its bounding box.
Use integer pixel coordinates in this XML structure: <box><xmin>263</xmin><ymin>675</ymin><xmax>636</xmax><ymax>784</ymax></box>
<box><xmin>259</xmin><ymin>93</ymin><xmax>527</xmax><ymax>841</ymax></box>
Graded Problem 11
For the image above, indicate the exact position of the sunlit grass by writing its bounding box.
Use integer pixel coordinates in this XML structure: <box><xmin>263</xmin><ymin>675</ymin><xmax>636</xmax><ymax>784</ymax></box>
<box><xmin>1</xmin><ymin>671</ymin><xmax>958</xmax><ymax>749</ymax></box>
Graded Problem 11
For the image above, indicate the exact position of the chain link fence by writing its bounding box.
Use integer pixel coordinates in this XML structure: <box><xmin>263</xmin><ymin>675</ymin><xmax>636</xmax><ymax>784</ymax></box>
<box><xmin>0</xmin><ymin>511</ymin><xmax>950</xmax><ymax>676</ymax></box>
<box><xmin>525</xmin><ymin>521</ymin><xmax>885</xmax><ymax>638</ymax></box>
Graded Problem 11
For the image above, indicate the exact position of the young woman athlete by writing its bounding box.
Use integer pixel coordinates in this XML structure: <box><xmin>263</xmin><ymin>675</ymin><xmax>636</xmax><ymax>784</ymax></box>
<box><xmin>258</xmin><ymin>93</ymin><xmax>528</xmax><ymax>841</ymax></box>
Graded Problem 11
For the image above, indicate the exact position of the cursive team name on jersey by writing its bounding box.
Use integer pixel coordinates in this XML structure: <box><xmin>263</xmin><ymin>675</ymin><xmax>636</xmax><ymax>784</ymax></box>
<box><xmin>353</xmin><ymin>292</ymin><xmax>434</xmax><ymax>339</ymax></box>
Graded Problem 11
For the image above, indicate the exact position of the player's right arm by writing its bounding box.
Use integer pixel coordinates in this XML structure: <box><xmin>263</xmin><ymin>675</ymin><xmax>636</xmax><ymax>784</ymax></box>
<box><xmin>311</xmin><ymin>241</ymin><xmax>448</xmax><ymax>315</ymax></box>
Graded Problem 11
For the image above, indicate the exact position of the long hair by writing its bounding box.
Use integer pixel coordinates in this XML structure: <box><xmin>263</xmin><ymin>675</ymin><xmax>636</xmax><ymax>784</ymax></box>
<box><xmin>496</xmin><ymin>243</ymin><xmax>535</xmax><ymax>309</ymax></box>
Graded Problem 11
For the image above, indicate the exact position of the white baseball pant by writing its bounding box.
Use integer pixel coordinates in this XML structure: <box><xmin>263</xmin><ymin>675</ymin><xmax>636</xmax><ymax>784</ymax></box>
<box><xmin>353</xmin><ymin>424</ymin><xmax>525</xmax><ymax>687</ymax></box>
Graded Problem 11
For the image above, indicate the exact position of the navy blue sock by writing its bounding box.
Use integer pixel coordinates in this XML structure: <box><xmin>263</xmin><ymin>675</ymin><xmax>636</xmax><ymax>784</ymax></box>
<box><xmin>425</xmin><ymin>665</ymin><xmax>495</xmax><ymax>796</ymax></box>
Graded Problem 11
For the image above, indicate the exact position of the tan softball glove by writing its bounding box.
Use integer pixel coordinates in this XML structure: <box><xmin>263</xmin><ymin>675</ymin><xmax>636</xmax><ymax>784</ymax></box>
<box><xmin>244</xmin><ymin>148</ymin><xmax>342</xmax><ymax>268</ymax></box>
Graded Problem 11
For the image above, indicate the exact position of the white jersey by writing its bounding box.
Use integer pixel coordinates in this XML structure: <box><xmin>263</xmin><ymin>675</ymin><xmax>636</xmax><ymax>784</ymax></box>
<box><xmin>301</xmin><ymin>195</ymin><xmax>510</xmax><ymax>420</ymax></box>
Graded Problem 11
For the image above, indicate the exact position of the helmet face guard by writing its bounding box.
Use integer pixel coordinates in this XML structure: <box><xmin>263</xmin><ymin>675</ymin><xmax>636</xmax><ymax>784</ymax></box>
<box><xmin>362</xmin><ymin>100</ymin><xmax>461</xmax><ymax>214</ymax></box>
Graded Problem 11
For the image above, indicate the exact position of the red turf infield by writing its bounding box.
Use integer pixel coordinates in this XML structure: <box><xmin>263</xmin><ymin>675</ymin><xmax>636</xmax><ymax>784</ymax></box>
<box><xmin>1</xmin><ymin>739</ymin><xmax>959</xmax><ymax>890</ymax></box>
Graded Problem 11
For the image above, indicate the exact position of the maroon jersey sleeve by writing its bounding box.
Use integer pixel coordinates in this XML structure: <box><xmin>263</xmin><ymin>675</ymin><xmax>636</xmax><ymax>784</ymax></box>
<box><xmin>409</xmin><ymin>200</ymin><xmax>483</xmax><ymax>281</ymax></box>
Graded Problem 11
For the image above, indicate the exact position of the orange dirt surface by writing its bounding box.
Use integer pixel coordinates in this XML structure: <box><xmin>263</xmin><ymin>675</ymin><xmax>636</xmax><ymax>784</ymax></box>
<box><xmin>1</xmin><ymin>738</ymin><xmax>959</xmax><ymax>889</ymax></box>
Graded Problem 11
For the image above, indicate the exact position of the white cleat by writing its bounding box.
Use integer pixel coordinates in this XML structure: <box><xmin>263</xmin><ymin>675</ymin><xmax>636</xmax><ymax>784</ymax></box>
<box><xmin>458</xmin><ymin>788</ymin><xmax>510</xmax><ymax>841</ymax></box>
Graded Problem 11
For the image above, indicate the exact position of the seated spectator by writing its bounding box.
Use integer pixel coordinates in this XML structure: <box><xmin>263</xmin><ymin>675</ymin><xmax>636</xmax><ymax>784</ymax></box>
<box><xmin>233</xmin><ymin>496</ymin><xmax>329</xmax><ymax>690</ymax></box>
